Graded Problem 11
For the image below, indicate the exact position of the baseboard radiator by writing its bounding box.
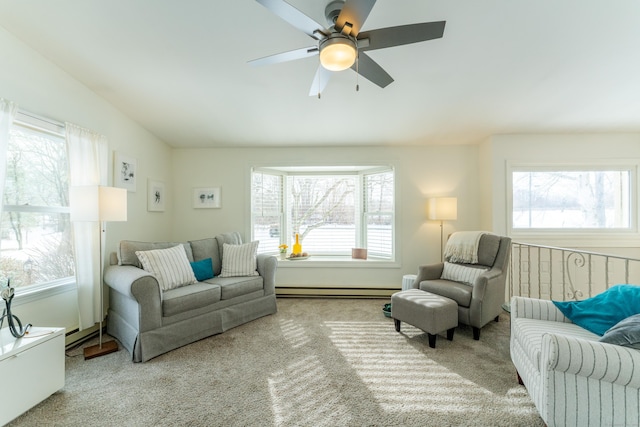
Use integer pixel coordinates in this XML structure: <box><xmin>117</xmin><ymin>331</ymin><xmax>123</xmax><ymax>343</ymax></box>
<box><xmin>276</xmin><ymin>287</ymin><xmax>397</xmax><ymax>298</ymax></box>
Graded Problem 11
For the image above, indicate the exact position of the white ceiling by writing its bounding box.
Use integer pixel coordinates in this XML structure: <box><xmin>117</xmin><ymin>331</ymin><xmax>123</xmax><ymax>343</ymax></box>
<box><xmin>1</xmin><ymin>0</ymin><xmax>639</xmax><ymax>148</ymax></box>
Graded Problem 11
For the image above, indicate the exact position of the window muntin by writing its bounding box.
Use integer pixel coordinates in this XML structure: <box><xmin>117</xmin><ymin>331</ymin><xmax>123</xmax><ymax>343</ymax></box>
<box><xmin>1</xmin><ymin>121</ymin><xmax>74</xmax><ymax>289</ymax></box>
<box><xmin>511</xmin><ymin>167</ymin><xmax>633</xmax><ymax>230</ymax></box>
<box><xmin>251</xmin><ymin>166</ymin><xmax>395</xmax><ymax>260</ymax></box>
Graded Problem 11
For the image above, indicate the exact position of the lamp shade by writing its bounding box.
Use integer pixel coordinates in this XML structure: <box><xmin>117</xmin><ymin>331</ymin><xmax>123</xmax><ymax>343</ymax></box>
<box><xmin>70</xmin><ymin>186</ymin><xmax>127</xmax><ymax>222</ymax></box>
<box><xmin>427</xmin><ymin>197</ymin><xmax>458</xmax><ymax>221</ymax></box>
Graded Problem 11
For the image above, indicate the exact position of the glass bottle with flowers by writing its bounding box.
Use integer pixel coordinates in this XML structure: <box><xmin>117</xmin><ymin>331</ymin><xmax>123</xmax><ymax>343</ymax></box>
<box><xmin>278</xmin><ymin>244</ymin><xmax>288</xmax><ymax>260</ymax></box>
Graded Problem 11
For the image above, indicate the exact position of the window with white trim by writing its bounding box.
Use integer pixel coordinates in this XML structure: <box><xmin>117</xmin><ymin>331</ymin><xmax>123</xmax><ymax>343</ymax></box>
<box><xmin>251</xmin><ymin>166</ymin><xmax>395</xmax><ymax>259</ymax></box>
<box><xmin>1</xmin><ymin>113</ymin><xmax>74</xmax><ymax>289</ymax></box>
<box><xmin>510</xmin><ymin>165</ymin><xmax>635</xmax><ymax>231</ymax></box>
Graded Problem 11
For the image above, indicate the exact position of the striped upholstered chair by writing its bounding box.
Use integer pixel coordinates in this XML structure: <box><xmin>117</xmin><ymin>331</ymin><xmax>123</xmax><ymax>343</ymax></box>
<box><xmin>510</xmin><ymin>296</ymin><xmax>640</xmax><ymax>426</ymax></box>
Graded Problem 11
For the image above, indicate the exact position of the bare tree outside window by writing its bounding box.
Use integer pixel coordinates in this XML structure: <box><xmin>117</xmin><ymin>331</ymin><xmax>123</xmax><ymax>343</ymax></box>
<box><xmin>0</xmin><ymin>127</ymin><xmax>75</xmax><ymax>288</ymax></box>
<box><xmin>512</xmin><ymin>170</ymin><xmax>631</xmax><ymax>229</ymax></box>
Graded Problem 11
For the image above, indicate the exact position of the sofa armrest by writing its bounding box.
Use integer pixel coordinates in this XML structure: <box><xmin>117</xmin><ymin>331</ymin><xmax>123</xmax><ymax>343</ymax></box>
<box><xmin>542</xmin><ymin>333</ymin><xmax>640</xmax><ymax>389</ymax></box>
<box><xmin>511</xmin><ymin>296</ymin><xmax>569</xmax><ymax>323</ymax></box>
<box><xmin>257</xmin><ymin>254</ymin><xmax>277</xmax><ymax>296</ymax></box>
<box><xmin>104</xmin><ymin>265</ymin><xmax>163</xmax><ymax>332</ymax></box>
<box><xmin>414</xmin><ymin>263</ymin><xmax>444</xmax><ymax>288</ymax></box>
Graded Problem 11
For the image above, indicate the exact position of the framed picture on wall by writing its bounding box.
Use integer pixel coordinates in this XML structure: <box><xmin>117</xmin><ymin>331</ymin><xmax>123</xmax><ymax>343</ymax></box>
<box><xmin>147</xmin><ymin>179</ymin><xmax>165</xmax><ymax>212</ymax></box>
<box><xmin>114</xmin><ymin>152</ymin><xmax>137</xmax><ymax>192</ymax></box>
<box><xmin>193</xmin><ymin>187</ymin><xmax>221</xmax><ymax>209</ymax></box>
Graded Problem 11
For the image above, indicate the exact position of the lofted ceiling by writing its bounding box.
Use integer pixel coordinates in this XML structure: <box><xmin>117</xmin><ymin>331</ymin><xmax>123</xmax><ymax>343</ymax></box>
<box><xmin>0</xmin><ymin>0</ymin><xmax>639</xmax><ymax>148</ymax></box>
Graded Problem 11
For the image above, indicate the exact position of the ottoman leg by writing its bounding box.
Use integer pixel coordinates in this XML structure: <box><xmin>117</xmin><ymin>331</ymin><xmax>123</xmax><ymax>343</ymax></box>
<box><xmin>473</xmin><ymin>327</ymin><xmax>480</xmax><ymax>340</ymax></box>
<box><xmin>446</xmin><ymin>327</ymin><xmax>455</xmax><ymax>341</ymax></box>
<box><xmin>427</xmin><ymin>333</ymin><xmax>436</xmax><ymax>348</ymax></box>
<box><xmin>394</xmin><ymin>318</ymin><xmax>401</xmax><ymax>332</ymax></box>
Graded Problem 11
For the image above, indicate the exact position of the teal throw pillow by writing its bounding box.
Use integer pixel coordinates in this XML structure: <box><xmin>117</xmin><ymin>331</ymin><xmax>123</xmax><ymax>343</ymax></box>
<box><xmin>553</xmin><ymin>284</ymin><xmax>640</xmax><ymax>336</ymax></box>
<box><xmin>190</xmin><ymin>258</ymin><xmax>214</xmax><ymax>281</ymax></box>
<box><xmin>599</xmin><ymin>314</ymin><xmax>640</xmax><ymax>349</ymax></box>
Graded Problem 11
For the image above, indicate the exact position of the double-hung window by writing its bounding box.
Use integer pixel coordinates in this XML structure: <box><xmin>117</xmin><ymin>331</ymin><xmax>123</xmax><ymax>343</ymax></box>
<box><xmin>509</xmin><ymin>163</ymin><xmax>636</xmax><ymax>233</ymax></box>
<box><xmin>0</xmin><ymin>113</ymin><xmax>74</xmax><ymax>290</ymax></box>
<box><xmin>251</xmin><ymin>166</ymin><xmax>395</xmax><ymax>260</ymax></box>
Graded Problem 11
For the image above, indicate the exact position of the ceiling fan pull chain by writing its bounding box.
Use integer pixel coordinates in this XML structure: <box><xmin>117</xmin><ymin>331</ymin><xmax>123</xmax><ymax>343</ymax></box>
<box><xmin>318</xmin><ymin>56</ymin><xmax>322</xmax><ymax>99</ymax></box>
<box><xmin>355</xmin><ymin>45</ymin><xmax>360</xmax><ymax>92</ymax></box>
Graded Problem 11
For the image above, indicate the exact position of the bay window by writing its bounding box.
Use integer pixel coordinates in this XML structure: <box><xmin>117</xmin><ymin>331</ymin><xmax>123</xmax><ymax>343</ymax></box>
<box><xmin>251</xmin><ymin>166</ymin><xmax>395</xmax><ymax>260</ymax></box>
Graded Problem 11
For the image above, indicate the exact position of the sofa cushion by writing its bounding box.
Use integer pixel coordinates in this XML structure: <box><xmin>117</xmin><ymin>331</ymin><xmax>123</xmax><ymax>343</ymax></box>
<box><xmin>189</xmin><ymin>238</ymin><xmax>221</xmax><ymax>275</ymax></box>
<box><xmin>136</xmin><ymin>244</ymin><xmax>198</xmax><ymax>291</ymax></box>
<box><xmin>190</xmin><ymin>258</ymin><xmax>214</xmax><ymax>281</ymax></box>
<box><xmin>441</xmin><ymin>262</ymin><xmax>488</xmax><ymax>286</ymax></box>
<box><xmin>419</xmin><ymin>279</ymin><xmax>472</xmax><ymax>307</ymax></box>
<box><xmin>599</xmin><ymin>314</ymin><xmax>640</xmax><ymax>349</ymax></box>
<box><xmin>553</xmin><ymin>284</ymin><xmax>640</xmax><ymax>336</ymax></box>
<box><xmin>512</xmin><ymin>317</ymin><xmax>599</xmax><ymax>371</ymax></box>
<box><xmin>205</xmin><ymin>276</ymin><xmax>264</xmax><ymax>300</ymax></box>
<box><xmin>220</xmin><ymin>241</ymin><xmax>260</xmax><ymax>277</ymax></box>
<box><xmin>119</xmin><ymin>240</ymin><xmax>194</xmax><ymax>268</ymax></box>
<box><xmin>162</xmin><ymin>283</ymin><xmax>221</xmax><ymax>317</ymax></box>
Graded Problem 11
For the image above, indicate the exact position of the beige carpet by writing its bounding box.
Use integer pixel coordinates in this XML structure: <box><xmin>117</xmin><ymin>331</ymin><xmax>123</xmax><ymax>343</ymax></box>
<box><xmin>9</xmin><ymin>298</ymin><xmax>544</xmax><ymax>426</ymax></box>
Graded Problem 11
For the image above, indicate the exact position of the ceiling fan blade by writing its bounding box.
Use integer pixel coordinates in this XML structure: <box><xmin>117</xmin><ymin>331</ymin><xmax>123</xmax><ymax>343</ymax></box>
<box><xmin>255</xmin><ymin>0</ymin><xmax>328</xmax><ymax>40</ymax></box>
<box><xmin>352</xmin><ymin>51</ymin><xmax>393</xmax><ymax>88</ymax></box>
<box><xmin>358</xmin><ymin>21</ymin><xmax>446</xmax><ymax>52</ymax></box>
<box><xmin>249</xmin><ymin>46</ymin><xmax>319</xmax><ymax>67</ymax></box>
<box><xmin>335</xmin><ymin>0</ymin><xmax>376</xmax><ymax>36</ymax></box>
<box><xmin>308</xmin><ymin>65</ymin><xmax>332</xmax><ymax>96</ymax></box>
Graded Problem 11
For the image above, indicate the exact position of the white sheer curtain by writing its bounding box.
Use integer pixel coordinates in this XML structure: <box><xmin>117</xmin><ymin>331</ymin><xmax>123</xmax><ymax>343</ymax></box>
<box><xmin>66</xmin><ymin>123</ymin><xmax>109</xmax><ymax>330</ymax></box>
<box><xmin>0</xmin><ymin>99</ymin><xmax>18</xmax><ymax>230</ymax></box>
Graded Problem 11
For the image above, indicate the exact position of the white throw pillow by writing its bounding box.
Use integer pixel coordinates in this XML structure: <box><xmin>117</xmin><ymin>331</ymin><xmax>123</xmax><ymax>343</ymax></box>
<box><xmin>220</xmin><ymin>241</ymin><xmax>260</xmax><ymax>277</ymax></box>
<box><xmin>136</xmin><ymin>244</ymin><xmax>197</xmax><ymax>291</ymax></box>
<box><xmin>441</xmin><ymin>262</ymin><xmax>488</xmax><ymax>286</ymax></box>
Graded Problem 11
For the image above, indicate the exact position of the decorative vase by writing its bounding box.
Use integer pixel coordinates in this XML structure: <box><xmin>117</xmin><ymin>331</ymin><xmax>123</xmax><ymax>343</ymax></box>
<box><xmin>293</xmin><ymin>233</ymin><xmax>302</xmax><ymax>255</ymax></box>
<box><xmin>279</xmin><ymin>253</ymin><xmax>287</xmax><ymax>260</ymax></box>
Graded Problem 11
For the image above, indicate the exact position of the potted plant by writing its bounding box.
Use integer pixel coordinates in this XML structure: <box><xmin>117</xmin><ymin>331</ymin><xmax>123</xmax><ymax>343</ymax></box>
<box><xmin>278</xmin><ymin>244</ymin><xmax>288</xmax><ymax>260</ymax></box>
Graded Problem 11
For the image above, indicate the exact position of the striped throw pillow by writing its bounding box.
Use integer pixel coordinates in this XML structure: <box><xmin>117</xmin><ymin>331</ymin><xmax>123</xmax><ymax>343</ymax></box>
<box><xmin>441</xmin><ymin>262</ymin><xmax>488</xmax><ymax>286</ymax></box>
<box><xmin>220</xmin><ymin>241</ymin><xmax>260</xmax><ymax>277</ymax></box>
<box><xmin>136</xmin><ymin>244</ymin><xmax>197</xmax><ymax>291</ymax></box>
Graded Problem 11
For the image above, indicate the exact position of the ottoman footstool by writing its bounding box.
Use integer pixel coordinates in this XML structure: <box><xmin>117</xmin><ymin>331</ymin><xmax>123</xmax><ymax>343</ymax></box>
<box><xmin>391</xmin><ymin>289</ymin><xmax>458</xmax><ymax>348</ymax></box>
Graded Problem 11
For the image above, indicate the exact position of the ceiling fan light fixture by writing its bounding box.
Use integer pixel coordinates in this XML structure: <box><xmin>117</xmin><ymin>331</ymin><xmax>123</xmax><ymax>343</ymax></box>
<box><xmin>319</xmin><ymin>36</ymin><xmax>357</xmax><ymax>71</ymax></box>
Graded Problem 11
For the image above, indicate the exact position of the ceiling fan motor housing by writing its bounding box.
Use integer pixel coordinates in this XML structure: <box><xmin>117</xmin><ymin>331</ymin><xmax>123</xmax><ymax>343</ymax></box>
<box><xmin>325</xmin><ymin>0</ymin><xmax>345</xmax><ymax>26</ymax></box>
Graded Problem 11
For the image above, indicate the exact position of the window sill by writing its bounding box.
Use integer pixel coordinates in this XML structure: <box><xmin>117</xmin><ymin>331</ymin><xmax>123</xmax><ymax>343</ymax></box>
<box><xmin>277</xmin><ymin>256</ymin><xmax>399</xmax><ymax>268</ymax></box>
<box><xmin>12</xmin><ymin>279</ymin><xmax>76</xmax><ymax>307</ymax></box>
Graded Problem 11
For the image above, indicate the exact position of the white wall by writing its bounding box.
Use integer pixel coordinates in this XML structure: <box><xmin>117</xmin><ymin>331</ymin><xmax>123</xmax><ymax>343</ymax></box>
<box><xmin>171</xmin><ymin>145</ymin><xmax>481</xmax><ymax>289</ymax></box>
<box><xmin>0</xmin><ymin>27</ymin><xmax>173</xmax><ymax>332</ymax></box>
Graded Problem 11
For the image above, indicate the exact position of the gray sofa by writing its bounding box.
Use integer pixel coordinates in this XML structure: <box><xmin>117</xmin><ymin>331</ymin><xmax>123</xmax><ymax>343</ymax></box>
<box><xmin>104</xmin><ymin>232</ymin><xmax>277</xmax><ymax>362</ymax></box>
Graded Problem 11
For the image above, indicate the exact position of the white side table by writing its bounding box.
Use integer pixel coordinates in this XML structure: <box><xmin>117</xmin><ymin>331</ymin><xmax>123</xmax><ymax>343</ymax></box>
<box><xmin>0</xmin><ymin>326</ymin><xmax>65</xmax><ymax>425</ymax></box>
<box><xmin>402</xmin><ymin>274</ymin><xmax>417</xmax><ymax>291</ymax></box>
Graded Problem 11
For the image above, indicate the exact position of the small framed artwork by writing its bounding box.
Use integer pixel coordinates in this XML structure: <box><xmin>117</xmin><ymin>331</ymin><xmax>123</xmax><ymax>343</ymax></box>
<box><xmin>193</xmin><ymin>187</ymin><xmax>221</xmax><ymax>209</ymax></box>
<box><xmin>148</xmin><ymin>179</ymin><xmax>165</xmax><ymax>212</ymax></box>
<box><xmin>114</xmin><ymin>152</ymin><xmax>137</xmax><ymax>192</ymax></box>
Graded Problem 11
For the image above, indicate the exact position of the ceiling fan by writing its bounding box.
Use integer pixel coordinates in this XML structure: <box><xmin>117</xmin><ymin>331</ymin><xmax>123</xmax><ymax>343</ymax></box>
<box><xmin>249</xmin><ymin>0</ymin><xmax>446</xmax><ymax>97</ymax></box>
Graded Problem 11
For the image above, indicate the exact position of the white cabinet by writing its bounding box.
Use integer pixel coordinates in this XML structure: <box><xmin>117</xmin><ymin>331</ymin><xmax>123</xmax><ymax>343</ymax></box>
<box><xmin>0</xmin><ymin>326</ymin><xmax>65</xmax><ymax>426</ymax></box>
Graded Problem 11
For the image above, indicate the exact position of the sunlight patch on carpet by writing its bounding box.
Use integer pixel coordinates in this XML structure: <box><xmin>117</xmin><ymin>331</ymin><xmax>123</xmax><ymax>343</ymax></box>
<box><xmin>268</xmin><ymin>355</ymin><xmax>352</xmax><ymax>427</ymax></box>
<box><xmin>278</xmin><ymin>318</ymin><xmax>311</xmax><ymax>348</ymax></box>
<box><xmin>325</xmin><ymin>320</ymin><xmax>538</xmax><ymax>417</ymax></box>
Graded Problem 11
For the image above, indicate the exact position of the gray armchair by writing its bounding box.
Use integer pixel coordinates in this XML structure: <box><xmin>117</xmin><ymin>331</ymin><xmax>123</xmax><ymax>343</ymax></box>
<box><xmin>413</xmin><ymin>233</ymin><xmax>512</xmax><ymax>340</ymax></box>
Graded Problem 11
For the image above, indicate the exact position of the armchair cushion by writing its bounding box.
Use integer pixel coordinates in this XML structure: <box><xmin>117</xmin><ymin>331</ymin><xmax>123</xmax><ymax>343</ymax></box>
<box><xmin>420</xmin><ymin>279</ymin><xmax>473</xmax><ymax>307</ymax></box>
<box><xmin>553</xmin><ymin>284</ymin><xmax>640</xmax><ymax>336</ymax></box>
<box><xmin>599</xmin><ymin>314</ymin><xmax>640</xmax><ymax>349</ymax></box>
<box><xmin>441</xmin><ymin>262</ymin><xmax>488</xmax><ymax>285</ymax></box>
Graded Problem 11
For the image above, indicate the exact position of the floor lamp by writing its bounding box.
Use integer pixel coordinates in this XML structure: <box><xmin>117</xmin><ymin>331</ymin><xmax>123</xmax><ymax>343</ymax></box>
<box><xmin>70</xmin><ymin>185</ymin><xmax>127</xmax><ymax>360</ymax></box>
<box><xmin>427</xmin><ymin>197</ymin><xmax>458</xmax><ymax>262</ymax></box>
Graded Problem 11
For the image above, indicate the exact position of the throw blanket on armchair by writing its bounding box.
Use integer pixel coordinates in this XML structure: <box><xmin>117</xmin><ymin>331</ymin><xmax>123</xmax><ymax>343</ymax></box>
<box><xmin>443</xmin><ymin>231</ymin><xmax>487</xmax><ymax>264</ymax></box>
